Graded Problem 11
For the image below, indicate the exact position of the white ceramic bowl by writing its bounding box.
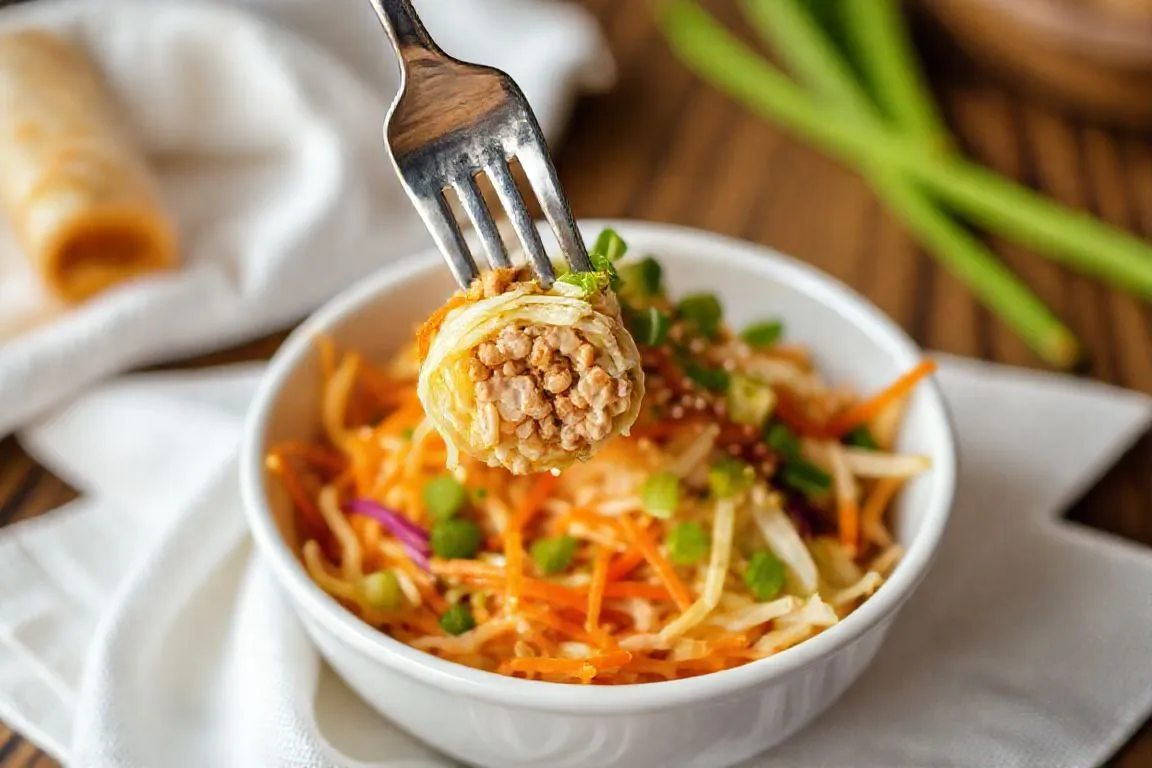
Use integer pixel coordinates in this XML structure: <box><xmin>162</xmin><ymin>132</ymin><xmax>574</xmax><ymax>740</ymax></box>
<box><xmin>240</xmin><ymin>221</ymin><xmax>957</xmax><ymax>768</ymax></box>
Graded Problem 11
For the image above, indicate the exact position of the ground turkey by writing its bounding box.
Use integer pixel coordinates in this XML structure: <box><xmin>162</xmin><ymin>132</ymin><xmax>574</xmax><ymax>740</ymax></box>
<box><xmin>469</xmin><ymin>324</ymin><xmax>633</xmax><ymax>474</ymax></box>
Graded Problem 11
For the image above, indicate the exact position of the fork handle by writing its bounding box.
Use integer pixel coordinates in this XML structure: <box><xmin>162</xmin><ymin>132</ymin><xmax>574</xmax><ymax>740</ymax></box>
<box><xmin>368</xmin><ymin>0</ymin><xmax>440</xmax><ymax>60</ymax></box>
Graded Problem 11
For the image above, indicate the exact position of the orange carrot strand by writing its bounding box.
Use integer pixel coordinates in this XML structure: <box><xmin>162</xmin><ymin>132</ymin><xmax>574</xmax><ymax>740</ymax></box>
<box><xmin>586</xmin><ymin>546</ymin><xmax>611</xmax><ymax>634</ymax></box>
<box><xmin>619</xmin><ymin>515</ymin><xmax>693</xmax><ymax>612</ymax></box>
<box><xmin>826</xmin><ymin>359</ymin><xmax>938</xmax><ymax>437</ymax></box>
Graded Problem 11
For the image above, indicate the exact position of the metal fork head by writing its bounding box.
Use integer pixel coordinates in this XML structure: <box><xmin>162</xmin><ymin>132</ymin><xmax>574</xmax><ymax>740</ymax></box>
<box><xmin>369</xmin><ymin>0</ymin><xmax>592</xmax><ymax>289</ymax></box>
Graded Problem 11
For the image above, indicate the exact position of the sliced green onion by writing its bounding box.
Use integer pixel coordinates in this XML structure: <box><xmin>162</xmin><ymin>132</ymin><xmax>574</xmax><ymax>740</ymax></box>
<box><xmin>677</xmin><ymin>293</ymin><xmax>723</xmax><ymax>338</ymax></box>
<box><xmin>642</xmin><ymin>471</ymin><xmax>681</xmax><ymax>519</ymax></box>
<box><xmin>430</xmin><ymin>518</ymin><xmax>483</xmax><ymax>559</ymax></box>
<box><xmin>666</xmin><ymin>521</ymin><xmax>711</xmax><ymax>565</ymax></box>
<box><xmin>423</xmin><ymin>473</ymin><xmax>467</xmax><ymax>522</ymax></box>
<box><xmin>530</xmin><ymin>535</ymin><xmax>578</xmax><ymax>575</ymax></box>
<box><xmin>740</xmin><ymin>319</ymin><xmax>784</xmax><ymax>348</ymax></box>
<box><xmin>763</xmin><ymin>422</ymin><xmax>801</xmax><ymax>461</ymax></box>
<box><xmin>708</xmin><ymin>456</ymin><xmax>755</xmax><ymax>499</ymax></box>
<box><xmin>844</xmin><ymin>425</ymin><xmax>879</xmax><ymax>450</ymax></box>
<box><xmin>359</xmin><ymin>570</ymin><xmax>403</xmax><ymax>610</ymax></box>
<box><xmin>744</xmin><ymin>550</ymin><xmax>786</xmax><ymax>601</ymax></box>
<box><xmin>619</xmin><ymin>256</ymin><xmax>665</xmax><ymax>300</ymax></box>
<box><xmin>727</xmin><ymin>374</ymin><xmax>777</xmax><ymax>426</ymax></box>
<box><xmin>591</xmin><ymin>228</ymin><xmax>628</xmax><ymax>263</ymax></box>
<box><xmin>400</xmin><ymin>428</ymin><xmax>414</xmax><ymax>441</ymax></box>
<box><xmin>471</xmin><ymin>487</ymin><xmax>489</xmax><ymax>502</ymax></box>
<box><xmin>628</xmin><ymin>306</ymin><xmax>671</xmax><ymax>347</ymax></box>
<box><xmin>439</xmin><ymin>603</ymin><xmax>477</xmax><ymax>636</ymax></box>
<box><xmin>557</xmin><ymin>270</ymin><xmax>609</xmax><ymax>295</ymax></box>
<box><xmin>685</xmin><ymin>363</ymin><xmax>730</xmax><ymax>393</ymax></box>
<box><xmin>779</xmin><ymin>460</ymin><xmax>832</xmax><ymax>498</ymax></box>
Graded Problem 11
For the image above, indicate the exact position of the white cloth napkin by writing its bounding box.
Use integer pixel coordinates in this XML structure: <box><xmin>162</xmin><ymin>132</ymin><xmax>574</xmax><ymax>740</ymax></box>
<box><xmin>0</xmin><ymin>356</ymin><xmax>1149</xmax><ymax>768</ymax></box>
<box><xmin>0</xmin><ymin>0</ymin><xmax>613</xmax><ymax>438</ymax></box>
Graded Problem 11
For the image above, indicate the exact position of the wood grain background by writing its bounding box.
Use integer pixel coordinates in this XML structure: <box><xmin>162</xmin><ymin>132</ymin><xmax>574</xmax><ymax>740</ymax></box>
<box><xmin>1</xmin><ymin>1</ymin><xmax>1150</xmax><ymax>765</ymax></box>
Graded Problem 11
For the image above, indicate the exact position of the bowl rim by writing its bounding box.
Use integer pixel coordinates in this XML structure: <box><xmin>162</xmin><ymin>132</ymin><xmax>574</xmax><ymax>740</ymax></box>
<box><xmin>240</xmin><ymin>220</ymin><xmax>957</xmax><ymax>714</ymax></box>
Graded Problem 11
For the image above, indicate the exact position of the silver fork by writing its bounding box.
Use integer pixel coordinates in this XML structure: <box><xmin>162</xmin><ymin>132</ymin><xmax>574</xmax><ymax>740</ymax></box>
<box><xmin>368</xmin><ymin>0</ymin><xmax>592</xmax><ymax>288</ymax></box>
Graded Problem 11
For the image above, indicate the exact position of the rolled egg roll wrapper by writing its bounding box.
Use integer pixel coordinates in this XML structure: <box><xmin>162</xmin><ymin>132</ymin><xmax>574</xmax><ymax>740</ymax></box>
<box><xmin>0</xmin><ymin>30</ymin><xmax>176</xmax><ymax>303</ymax></box>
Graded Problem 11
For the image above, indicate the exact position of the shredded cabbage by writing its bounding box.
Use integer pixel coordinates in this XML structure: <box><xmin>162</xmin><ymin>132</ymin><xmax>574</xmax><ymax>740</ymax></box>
<box><xmin>751</xmin><ymin>489</ymin><xmax>819</xmax><ymax>595</ymax></box>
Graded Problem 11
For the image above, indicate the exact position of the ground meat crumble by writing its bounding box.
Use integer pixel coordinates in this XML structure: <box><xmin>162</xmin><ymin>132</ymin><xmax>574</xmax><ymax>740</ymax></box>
<box><xmin>468</xmin><ymin>324</ymin><xmax>633</xmax><ymax>473</ymax></box>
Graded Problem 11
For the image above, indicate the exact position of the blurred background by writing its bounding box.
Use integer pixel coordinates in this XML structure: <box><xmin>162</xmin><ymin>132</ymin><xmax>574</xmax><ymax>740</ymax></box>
<box><xmin>0</xmin><ymin>0</ymin><xmax>1151</xmax><ymax>765</ymax></box>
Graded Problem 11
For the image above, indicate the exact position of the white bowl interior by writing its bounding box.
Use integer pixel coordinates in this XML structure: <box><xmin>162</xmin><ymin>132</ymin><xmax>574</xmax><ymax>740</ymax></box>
<box><xmin>249</xmin><ymin>221</ymin><xmax>955</xmax><ymax>709</ymax></box>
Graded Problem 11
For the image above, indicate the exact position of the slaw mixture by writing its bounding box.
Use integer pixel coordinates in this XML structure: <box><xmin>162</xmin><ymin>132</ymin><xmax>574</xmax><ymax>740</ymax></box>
<box><xmin>267</xmin><ymin>230</ymin><xmax>935</xmax><ymax>685</ymax></box>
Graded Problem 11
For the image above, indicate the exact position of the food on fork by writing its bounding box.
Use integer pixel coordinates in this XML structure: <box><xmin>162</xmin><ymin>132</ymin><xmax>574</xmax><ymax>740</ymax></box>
<box><xmin>267</xmin><ymin>229</ymin><xmax>937</xmax><ymax>685</ymax></box>
<box><xmin>0</xmin><ymin>29</ymin><xmax>176</xmax><ymax>303</ymax></box>
<box><xmin>416</xmin><ymin>231</ymin><xmax>644</xmax><ymax>474</ymax></box>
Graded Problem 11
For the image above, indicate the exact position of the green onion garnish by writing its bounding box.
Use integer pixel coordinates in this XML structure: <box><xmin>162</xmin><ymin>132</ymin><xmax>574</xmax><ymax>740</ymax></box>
<box><xmin>708</xmin><ymin>456</ymin><xmax>755</xmax><ymax>499</ymax></box>
<box><xmin>430</xmin><ymin>518</ymin><xmax>483</xmax><ymax>559</ymax></box>
<box><xmin>530</xmin><ymin>535</ymin><xmax>578</xmax><ymax>575</ymax></box>
<box><xmin>666</xmin><ymin>521</ymin><xmax>711</xmax><ymax>565</ymax></box>
<box><xmin>763</xmin><ymin>422</ymin><xmax>801</xmax><ymax>460</ymax></box>
<box><xmin>726</xmin><ymin>374</ymin><xmax>777</xmax><ymax>426</ymax></box>
<box><xmin>744</xmin><ymin>550</ymin><xmax>786</xmax><ymax>601</ymax></box>
<box><xmin>589</xmin><ymin>229</ymin><xmax>627</xmax><ymax>289</ymax></box>
<box><xmin>439</xmin><ymin>603</ymin><xmax>477</xmax><ymax>636</ymax></box>
<box><xmin>844</xmin><ymin>425</ymin><xmax>879</xmax><ymax>450</ymax></box>
<box><xmin>628</xmin><ymin>306</ymin><xmax>671</xmax><ymax>347</ymax></box>
<box><xmin>779</xmin><ymin>460</ymin><xmax>832</xmax><ymax>498</ymax></box>
<box><xmin>677</xmin><ymin>293</ymin><xmax>723</xmax><ymax>338</ymax></box>
<box><xmin>400</xmin><ymin>427</ymin><xmax>414</xmax><ymax>441</ymax></box>
<box><xmin>618</xmin><ymin>256</ymin><xmax>664</xmax><ymax>299</ymax></box>
<box><xmin>740</xmin><ymin>319</ymin><xmax>784</xmax><ymax>348</ymax></box>
<box><xmin>591</xmin><ymin>228</ymin><xmax>628</xmax><ymax>263</ymax></box>
<box><xmin>557</xmin><ymin>271</ymin><xmax>608</xmax><ymax>295</ymax></box>
<box><xmin>685</xmin><ymin>363</ymin><xmax>730</xmax><ymax>392</ymax></box>
<box><xmin>358</xmin><ymin>570</ymin><xmax>403</xmax><ymax>610</ymax></box>
<box><xmin>422</xmin><ymin>473</ymin><xmax>467</xmax><ymax>522</ymax></box>
<box><xmin>641</xmin><ymin>471</ymin><xmax>681</xmax><ymax>519</ymax></box>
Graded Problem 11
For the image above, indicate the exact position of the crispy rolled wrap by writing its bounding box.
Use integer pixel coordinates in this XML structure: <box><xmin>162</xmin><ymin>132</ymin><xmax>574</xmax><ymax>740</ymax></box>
<box><xmin>0</xmin><ymin>30</ymin><xmax>176</xmax><ymax>303</ymax></box>
<box><xmin>418</xmin><ymin>268</ymin><xmax>645</xmax><ymax>475</ymax></box>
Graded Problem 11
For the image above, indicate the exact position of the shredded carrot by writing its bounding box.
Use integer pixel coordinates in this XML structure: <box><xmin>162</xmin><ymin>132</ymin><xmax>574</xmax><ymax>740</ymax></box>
<box><xmin>505</xmin><ymin>473</ymin><xmax>560</xmax><ymax>611</ymax></box>
<box><xmin>707</xmin><ymin>633</ymin><xmax>749</xmax><ymax>652</ymax></box>
<box><xmin>601</xmin><ymin>582</ymin><xmax>674</xmax><ymax>601</ymax></box>
<box><xmin>586</xmin><ymin>547</ymin><xmax>611</xmax><ymax>634</ymax></box>
<box><xmin>567</xmin><ymin>507</ymin><xmax>625</xmax><ymax>536</ymax></box>
<box><xmin>606</xmin><ymin>548</ymin><xmax>646</xmax><ymax>581</ymax></box>
<box><xmin>512</xmin><ymin>473</ymin><xmax>561</xmax><ymax>530</ymax></box>
<box><xmin>520</xmin><ymin>605</ymin><xmax>600</xmax><ymax>645</ymax></box>
<box><xmin>403</xmin><ymin>607</ymin><xmax>445</xmax><ymax>637</ymax></box>
<box><xmin>861</xmin><ymin>477</ymin><xmax>902</xmax><ymax>545</ymax></box>
<box><xmin>619</xmin><ymin>515</ymin><xmax>693</xmax><ymax>612</ymax></box>
<box><xmin>504</xmin><ymin>526</ymin><xmax>526</xmax><ymax>611</ymax></box>
<box><xmin>773</xmin><ymin>386</ymin><xmax>824</xmax><ymax>437</ymax></box>
<box><xmin>266</xmin><ymin>452</ymin><xmax>326</xmax><ymax>537</ymax></box>
<box><xmin>432</xmin><ymin>560</ymin><xmax>588</xmax><ymax>613</ymax></box>
<box><xmin>825</xmin><ymin>359</ymin><xmax>938</xmax><ymax>437</ymax></box>
<box><xmin>762</xmin><ymin>344</ymin><xmax>811</xmax><ymax>369</ymax></box>
<box><xmin>276</xmin><ymin>441</ymin><xmax>347</xmax><ymax>474</ymax></box>
<box><xmin>506</xmin><ymin>649</ymin><xmax>632</xmax><ymax>680</ymax></box>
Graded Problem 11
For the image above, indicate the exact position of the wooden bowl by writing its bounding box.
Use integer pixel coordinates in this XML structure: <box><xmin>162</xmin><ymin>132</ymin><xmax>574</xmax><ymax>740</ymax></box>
<box><xmin>919</xmin><ymin>0</ymin><xmax>1152</xmax><ymax>127</ymax></box>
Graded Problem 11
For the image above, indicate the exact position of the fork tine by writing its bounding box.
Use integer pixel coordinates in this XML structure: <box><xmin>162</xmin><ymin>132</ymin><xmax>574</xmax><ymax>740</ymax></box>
<box><xmin>486</xmin><ymin>157</ymin><xmax>556</xmax><ymax>285</ymax></box>
<box><xmin>517</xmin><ymin>142</ymin><xmax>593</xmax><ymax>273</ymax></box>
<box><xmin>411</xmin><ymin>187</ymin><xmax>479</xmax><ymax>288</ymax></box>
<box><xmin>453</xmin><ymin>174</ymin><xmax>511</xmax><ymax>270</ymax></box>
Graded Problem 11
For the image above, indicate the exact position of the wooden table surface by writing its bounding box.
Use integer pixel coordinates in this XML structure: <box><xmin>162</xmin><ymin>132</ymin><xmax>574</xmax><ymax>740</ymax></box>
<box><xmin>2</xmin><ymin>1</ymin><xmax>1151</xmax><ymax>765</ymax></box>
